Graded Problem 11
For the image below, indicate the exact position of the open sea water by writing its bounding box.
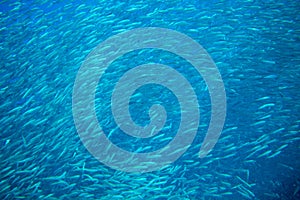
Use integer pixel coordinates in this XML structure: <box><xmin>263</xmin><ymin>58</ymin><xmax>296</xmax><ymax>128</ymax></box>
<box><xmin>0</xmin><ymin>0</ymin><xmax>299</xmax><ymax>199</ymax></box>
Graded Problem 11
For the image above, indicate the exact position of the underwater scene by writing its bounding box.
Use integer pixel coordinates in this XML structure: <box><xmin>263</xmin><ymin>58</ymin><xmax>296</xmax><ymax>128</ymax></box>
<box><xmin>0</xmin><ymin>0</ymin><xmax>300</xmax><ymax>199</ymax></box>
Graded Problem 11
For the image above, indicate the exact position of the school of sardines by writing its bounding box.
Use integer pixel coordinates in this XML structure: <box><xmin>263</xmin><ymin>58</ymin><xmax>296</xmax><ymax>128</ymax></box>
<box><xmin>0</xmin><ymin>0</ymin><xmax>299</xmax><ymax>199</ymax></box>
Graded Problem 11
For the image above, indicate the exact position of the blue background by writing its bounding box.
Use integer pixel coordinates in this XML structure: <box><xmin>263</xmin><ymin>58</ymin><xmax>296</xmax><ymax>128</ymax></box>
<box><xmin>0</xmin><ymin>0</ymin><xmax>299</xmax><ymax>199</ymax></box>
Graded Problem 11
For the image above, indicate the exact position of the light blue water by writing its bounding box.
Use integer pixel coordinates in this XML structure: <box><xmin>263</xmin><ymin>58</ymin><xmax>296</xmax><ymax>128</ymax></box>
<box><xmin>0</xmin><ymin>0</ymin><xmax>299</xmax><ymax>199</ymax></box>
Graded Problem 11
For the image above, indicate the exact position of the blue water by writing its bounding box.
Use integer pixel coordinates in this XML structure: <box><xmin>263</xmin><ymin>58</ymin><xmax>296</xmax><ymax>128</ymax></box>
<box><xmin>0</xmin><ymin>0</ymin><xmax>299</xmax><ymax>199</ymax></box>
